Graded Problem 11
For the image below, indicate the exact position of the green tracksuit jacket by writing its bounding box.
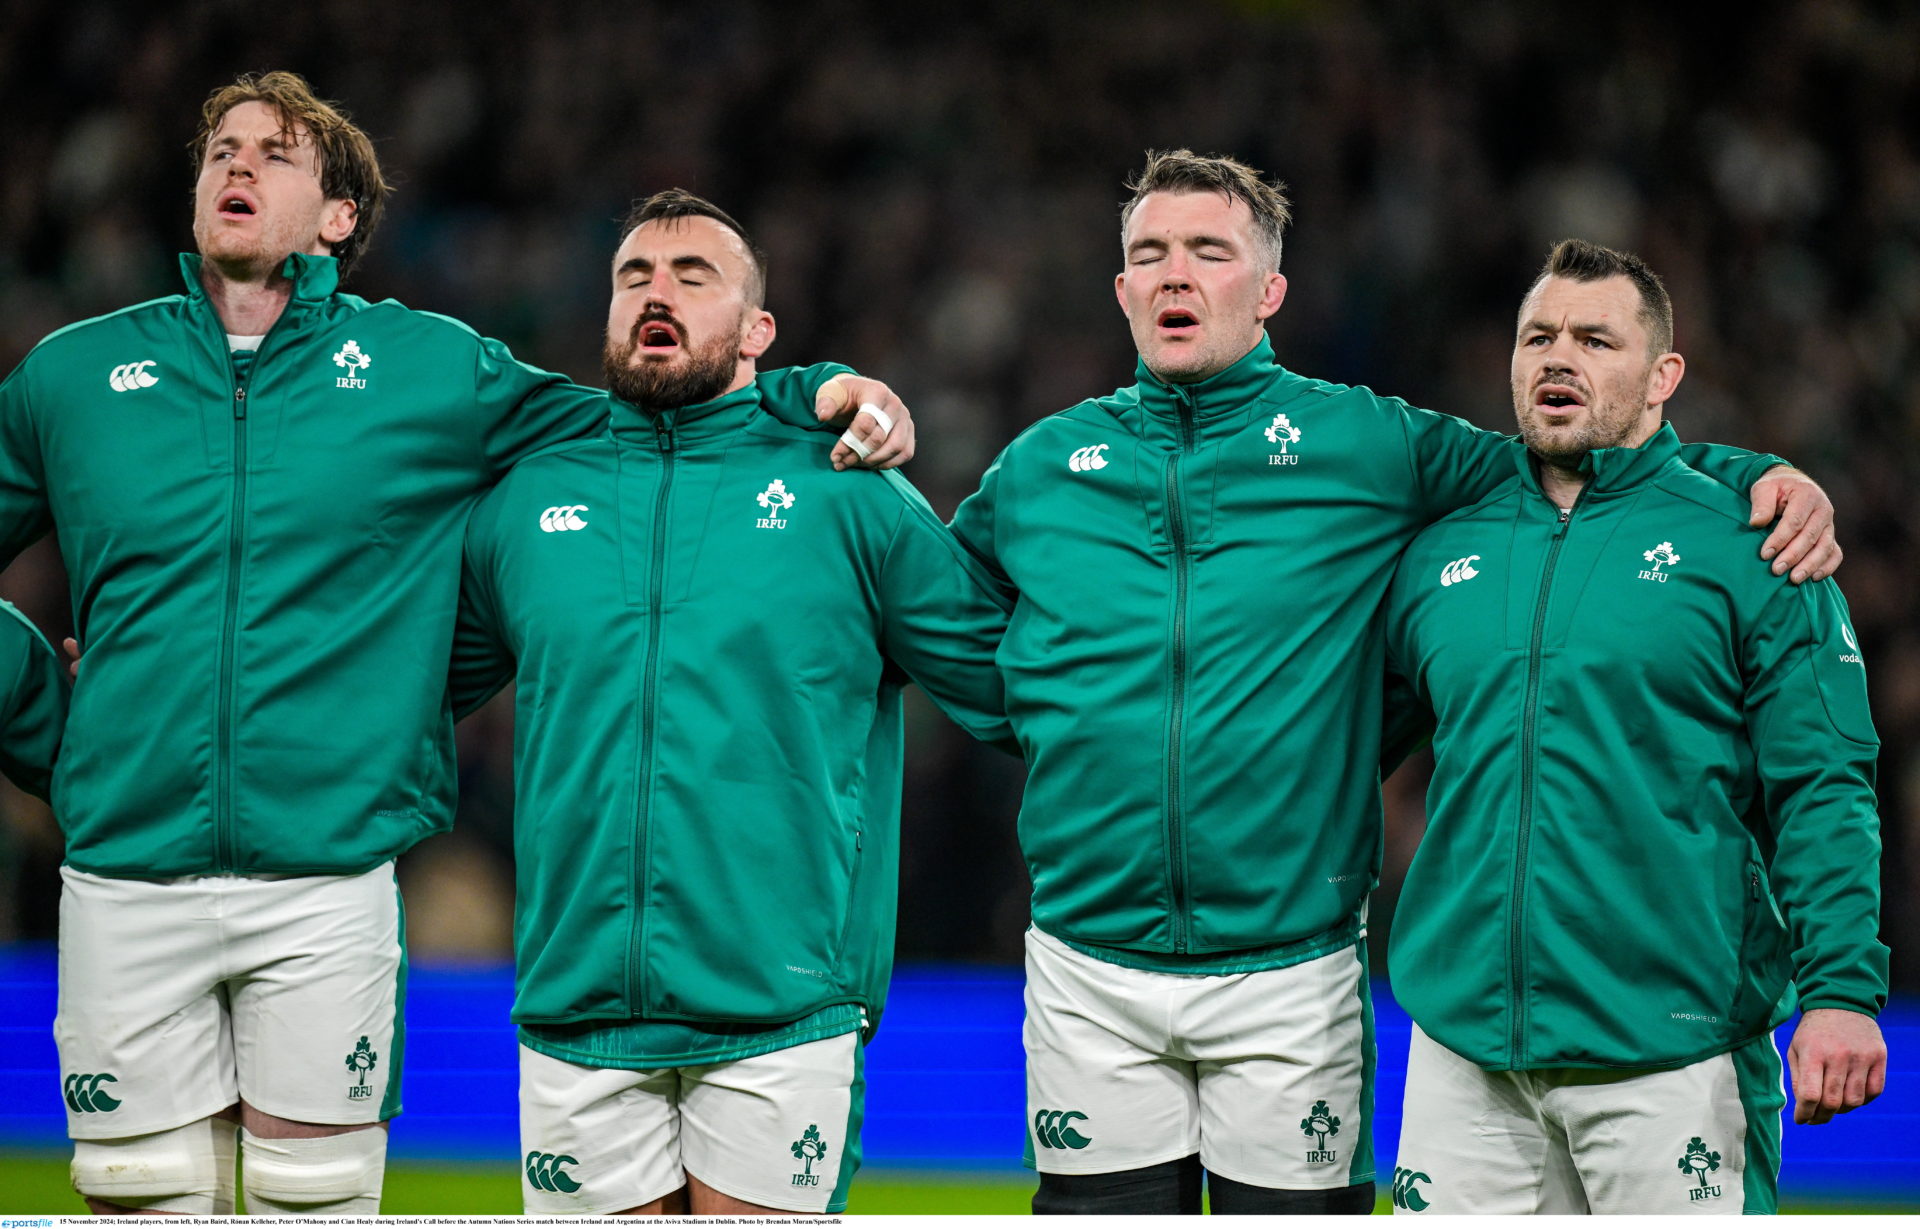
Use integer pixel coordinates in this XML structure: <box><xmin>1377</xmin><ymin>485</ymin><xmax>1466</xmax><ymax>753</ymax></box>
<box><xmin>0</xmin><ymin>599</ymin><xmax>68</xmax><ymax>800</ymax></box>
<box><xmin>950</xmin><ymin>337</ymin><xmax>1786</xmax><ymax>961</ymax></box>
<box><xmin>1384</xmin><ymin>424</ymin><xmax>1886</xmax><ymax>1070</ymax></box>
<box><xmin>0</xmin><ymin>253</ymin><xmax>846</xmax><ymax>877</ymax></box>
<box><xmin>452</xmin><ymin>383</ymin><xmax>1012</xmax><ymax>1028</ymax></box>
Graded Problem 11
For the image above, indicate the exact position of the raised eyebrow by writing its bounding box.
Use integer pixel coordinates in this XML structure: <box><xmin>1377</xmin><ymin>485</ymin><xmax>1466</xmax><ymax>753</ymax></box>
<box><xmin>1571</xmin><ymin>320</ymin><xmax>1623</xmax><ymax>338</ymax></box>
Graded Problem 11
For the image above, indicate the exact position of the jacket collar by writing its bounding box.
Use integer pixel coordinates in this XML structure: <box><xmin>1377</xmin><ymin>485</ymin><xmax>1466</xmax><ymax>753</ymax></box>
<box><xmin>609</xmin><ymin>380</ymin><xmax>763</xmax><ymax>449</ymax></box>
<box><xmin>1519</xmin><ymin>420</ymin><xmax>1685</xmax><ymax>501</ymax></box>
<box><xmin>1132</xmin><ymin>333</ymin><xmax>1283</xmax><ymax>425</ymax></box>
<box><xmin>178</xmin><ymin>252</ymin><xmax>342</xmax><ymax>303</ymax></box>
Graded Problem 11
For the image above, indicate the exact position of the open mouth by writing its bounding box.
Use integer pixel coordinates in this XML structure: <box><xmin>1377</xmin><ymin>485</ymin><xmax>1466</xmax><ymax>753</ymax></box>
<box><xmin>1534</xmin><ymin>384</ymin><xmax>1587</xmax><ymax>412</ymax></box>
<box><xmin>1157</xmin><ymin>306</ymin><xmax>1199</xmax><ymax>334</ymax></box>
<box><xmin>218</xmin><ymin>192</ymin><xmax>256</xmax><ymax>218</ymax></box>
<box><xmin>638</xmin><ymin>320</ymin><xmax>681</xmax><ymax>351</ymax></box>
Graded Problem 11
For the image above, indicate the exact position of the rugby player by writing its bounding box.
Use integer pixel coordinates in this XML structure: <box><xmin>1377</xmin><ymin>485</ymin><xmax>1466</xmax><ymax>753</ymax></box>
<box><xmin>947</xmin><ymin>151</ymin><xmax>1842</xmax><ymax>1215</ymax></box>
<box><xmin>450</xmin><ymin>190</ymin><xmax>1013</xmax><ymax>1216</ymax></box>
<box><xmin>1382</xmin><ymin>239</ymin><xmax>1885</xmax><ymax>1215</ymax></box>
<box><xmin>1</xmin><ymin>73</ymin><xmax>912</xmax><ymax>1216</ymax></box>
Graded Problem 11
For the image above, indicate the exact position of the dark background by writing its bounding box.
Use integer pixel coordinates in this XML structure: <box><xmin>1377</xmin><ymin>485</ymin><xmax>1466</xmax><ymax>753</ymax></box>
<box><xmin>0</xmin><ymin>0</ymin><xmax>1914</xmax><ymax>992</ymax></box>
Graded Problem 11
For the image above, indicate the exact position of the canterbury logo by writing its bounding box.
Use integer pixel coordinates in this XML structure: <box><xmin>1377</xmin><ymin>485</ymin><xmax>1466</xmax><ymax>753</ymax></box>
<box><xmin>1067</xmin><ymin>444</ymin><xmax>1110</xmax><ymax>473</ymax></box>
<box><xmin>1438</xmin><ymin>555</ymin><xmax>1481</xmax><ymax>587</ymax></box>
<box><xmin>108</xmin><ymin>361</ymin><xmax>159</xmax><ymax>392</ymax></box>
<box><xmin>1391</xmin><ymin>1167</ymin><xmax>1432</xmax><ymax>1212</ymax></box>
<box><xmin>525</xmin><ymin>1150</ymin><xmax>581</xmax><ymax>1193</ymax></box>
<box><xmin>64</xmin><ymin>1073</ymin><xmax>122</xmax><ymax>1113</ymax></box>
<box><xmin>539</xmin><ymin>505</ymin><xmax>589</xmax><ymax>533</ymax></box>
<box><xmin>1032</xmin><ymin>1109</ymin><xmax>1092</xmax><ymax>1149</ymax></box>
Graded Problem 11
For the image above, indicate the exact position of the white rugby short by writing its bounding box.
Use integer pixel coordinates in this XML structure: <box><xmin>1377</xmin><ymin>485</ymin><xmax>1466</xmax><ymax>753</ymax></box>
<box><xmin>1023</xmin><ymin>927</ymin><xmax>1373</xmax><ymax>1189</ymax></box>
<box><xmin>518</xmin><ymin>1032</ymin><xmax>864</xmax><ymax>1214</ymax></box>
<box><xmin>1392</xmin><ymin>1024</ymin><xmax>1784</xmax><ymax>1214</ymax></box>
<box><xmin>54</xmin><ymin>863</ymin><xmax>405</xmax><ymax>1138</ymax></box>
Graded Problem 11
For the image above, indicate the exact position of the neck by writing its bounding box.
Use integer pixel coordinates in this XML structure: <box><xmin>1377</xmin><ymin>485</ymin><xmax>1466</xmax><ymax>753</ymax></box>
<box><xmin>1538</xmin><ymin>459</ymin><xmax>1587</xmax><ymax>511</ymax></box>
<box><xmin>199</xmin><ymin>256</ymin><xmax>294</xmax><ymax>336</ymax></box>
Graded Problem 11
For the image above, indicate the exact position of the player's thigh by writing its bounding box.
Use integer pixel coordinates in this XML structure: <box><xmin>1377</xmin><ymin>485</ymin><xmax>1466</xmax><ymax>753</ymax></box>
<box><xmin>1392</xmin><ymin>1025</ymin><xmax>1570</xmax><ymax>1214</ymax></box>
<box><xmin>1556</xmin><ymin>1033</ymin><xmax>1782</xmax><ymax>1215</ymax></box>
<box><xmin>1024</xmin><ymin>928</ymin><xmax>1199</xmax><ymax>1176</ymax></box>
<box><xmin>1189</xmin><ymin>944</ymin><xmax>1371</xmax><ymax>1189</ymax></box>
<box><xmin>55</xmin><ymin>867</ymin><xmax>237</xmax><ymax>1139</ymax></box>
<box><xmin>518</xmin><ymin>1043</ymin><xmax>681</xmax><ymax>1215</ymax></box>
<box><xmin>227</xmin><ymin>864</ymin><xmax>405</xmax><ymax>1126</ymax></box>
<box><xmin>679</xmin><ymin>1031</ymin><xmax>864</xmax><ymax>1214</ymax></box>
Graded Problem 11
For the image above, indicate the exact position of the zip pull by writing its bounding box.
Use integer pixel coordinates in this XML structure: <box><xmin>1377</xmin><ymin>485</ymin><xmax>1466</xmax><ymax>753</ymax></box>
<box><xmin>655</xmin><ymin>416</ymin><xmax>676</xmax><ymax>453</ymax></box>
<box><xmin>233</xmin><ymin>386</ymin><xmax>248</xmax><ymax>418</ymax></box>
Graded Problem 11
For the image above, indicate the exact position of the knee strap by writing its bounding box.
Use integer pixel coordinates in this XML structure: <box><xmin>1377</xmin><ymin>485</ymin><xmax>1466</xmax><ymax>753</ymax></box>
<box><xmin>1034</xmin><ymin>1155</ymin><xmax>1204</xmax><ymax>1215</ymax></box>
<box><xmin>1207</xmin><ymin>1173</ymin><xmax>1376</xmax><ymax>1215</ymax></box>
<box><xmin>71</xmin><ymin>1117</ymin><xmax>238</xmax><ymax>1214</ymax></box>
<box><xmin>241</xmin><ymin>1125</ymin><xmax>386</xmax><ymax>1214</ymax></box>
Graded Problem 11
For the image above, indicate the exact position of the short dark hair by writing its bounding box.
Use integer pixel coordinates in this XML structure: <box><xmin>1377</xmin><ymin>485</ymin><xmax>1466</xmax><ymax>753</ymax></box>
<box><xmin>1121</xmin><ymin>149</ymin><xmax>1291</xmax><ymax>271</ymax></box>
<box><xmin>193</xmin><ymin>72</ymin><xmax>389</xmax><ymax>278</ymax></box>
<box><xmin>1530</xmin><ymin>238</ymin><xmax>1675</xmax><ymax>356</ymax></box>
<box><xmin>619</xmin><ymin>189</ymin><xmax>768</xmax><ymax>307</ymax></box>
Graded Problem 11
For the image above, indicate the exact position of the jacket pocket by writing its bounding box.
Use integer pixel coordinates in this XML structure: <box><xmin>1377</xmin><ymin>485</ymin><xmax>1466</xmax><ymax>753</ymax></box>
<box><xmin>1732</xmin><ymin>861</ymin><xmax>1791</xmax><ymax>1032</ymax></box>
<box><xmin>830</xmin><ymin>826</ymin><xmax>864</xmax><ymax>970</ymax></box>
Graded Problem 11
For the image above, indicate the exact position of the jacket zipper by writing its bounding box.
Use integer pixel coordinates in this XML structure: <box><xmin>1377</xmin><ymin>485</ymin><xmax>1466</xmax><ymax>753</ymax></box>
<box><xmin>1164</xmin><ymin>387</ymin><xmax>1196</xmax><ymax>953</ymax></box>
<box><xmin>631</xmin><ymin>414</ymin><xmax>676</xmax><ymax>1010</ymax></box>
<box><xmin>1511</xmin><ymin>493</ymin><xmax>1584</xmax><ymax>1065</ymax></box>
<box><xmin>212</xmin><ymin>312</ymin><xmax>284</xmax><ymax>870</ymax></box>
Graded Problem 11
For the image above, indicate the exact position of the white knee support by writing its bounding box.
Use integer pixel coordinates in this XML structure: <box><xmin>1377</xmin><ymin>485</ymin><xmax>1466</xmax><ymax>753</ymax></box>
<box><xmin>71</xmin><ymin>1116</ymin><xmax>238</xmax><ymax>1214</ymax></box>
<box><xmin>240</xmin><ymin>1125</ymin><xmax>386</xmax><ymax>1214</ymax></box>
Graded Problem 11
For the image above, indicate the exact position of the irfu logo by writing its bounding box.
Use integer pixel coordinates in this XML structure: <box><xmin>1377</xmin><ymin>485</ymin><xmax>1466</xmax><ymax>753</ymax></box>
<box><xmin>790</xmin><ymin>1123</ymin><xmax>829</xmax><ymax>1187</ymax></box>
<box><xmin>1678</xmin><ymin>1136</ymin><xmax>1722</xmax><ymax>1200</ymax></box>
<box><xmin>1033</xmin><ymin>1109</ymin><xmax>1093</xmax><ymax>1150</ymax></box>
<box><xmin>1638</xmin><ymin>540</ymin><xmax>1681</xmax><ymax>583</ymax></box>
<box><xmin>525</xmin><ymin>1150</ymin><xmax>581</xmax><ymax>1193</ymax></box>
<box><xmin>64</xmin><ymin>1073</ymin><xmax>122</xmax><ymax>1113</ymax></box>
<box><xmin>1391</xmin><ymin>1167</ymin><xmax>1432</xmax><ymax>1212</ymax></box>
<box><xmin>1299</xmin><ymin>1099</ymin><xmax>1341</xmax><ymax>1164</ymax></box>
<box><xmin>344</xmin><ymin>1036</ymin><xmax>379</xmax><ymax>1100</ymax></box>
<box><xmin>333</xmin><ymin>340</ymin><xmax>372</xmax><ymax>389</ymax></box>
<box><xmin>1264</xmin><ymin>413</ymin><xmax>1303</xmax><ymax>465</ymax></box>
<box><xmin>756</xmin><ymin>479</ymin><xmax>796</xmax><ymax>529</ymax></box>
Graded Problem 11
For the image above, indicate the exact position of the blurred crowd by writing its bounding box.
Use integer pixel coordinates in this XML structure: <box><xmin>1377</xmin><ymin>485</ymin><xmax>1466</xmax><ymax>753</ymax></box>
<box><xmin>2</xmin><ymin>0</ymin><xmax>1915</xmax><ymax>987</ymax></box>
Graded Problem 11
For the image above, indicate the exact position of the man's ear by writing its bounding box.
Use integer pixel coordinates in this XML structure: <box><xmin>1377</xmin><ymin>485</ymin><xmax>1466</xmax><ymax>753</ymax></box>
<box><xmin>1647</xmin><ymin>350</ymin><xmax>1686</xmax><ymax>409</ymax></box>
<box><xmin>1255</xmin><ymin>272</ymin><xmax>1288</xmax><ymax>322</ymax></box>
<box><xmin>740</xmin><ymin>309</ymin><xmax>776</xmax><ymax>359</ymax></box>
<box><xmin>317</xmin><ymin>198</ymin><xmax>358</xmax><ymax>251</ymax></box>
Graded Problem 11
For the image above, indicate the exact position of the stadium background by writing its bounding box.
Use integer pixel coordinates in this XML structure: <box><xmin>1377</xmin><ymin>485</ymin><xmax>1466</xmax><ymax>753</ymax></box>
<box><xmin>0</xmin><ymin>0</ymin><xmax>1915</xmax><ymax>1212</ymax></box>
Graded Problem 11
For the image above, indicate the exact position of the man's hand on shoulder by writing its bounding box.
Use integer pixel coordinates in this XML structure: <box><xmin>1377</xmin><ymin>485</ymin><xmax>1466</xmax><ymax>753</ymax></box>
<box><xmin>1787</xmin><ymin>1007</ymin><xmax>1886</xmax><ymax>1125</ymax></box>
<box><xmin>1748</xmin><ymin>466</ymin><xmax>1841</xmax><ymax>583</ymax></box>
<box><xmin>62</xmin><ymin>637</ymin><xmax>80</xmax><ymax>682</ymax></box>
<box><xmin>816</xmin><ymin>375</ymin><xmax>915</xmax><ymax>471</ymax></box>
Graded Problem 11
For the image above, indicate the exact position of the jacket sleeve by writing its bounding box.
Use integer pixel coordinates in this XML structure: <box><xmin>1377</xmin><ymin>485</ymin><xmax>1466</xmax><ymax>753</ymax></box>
<box><xmin>0</xmin><ymin>600</ymin><xmax>66</xmax><ymax>800</ymax></box>
<box><xmin>752</xmin><ymin>363</ymin><xmax>856</xmax><ymax>430</ymax></box>
<box><xmin>1676</xmin><ymin>442</ymin><xmax>1790</xmax><ymax>496</ymax></box>
<box><xmin>1380</xmin><ymin>566</ymin><xmax>1437</xmax><ymax>778</ymax></box>
<box><xmin>1397</xmin><ymin>397</ymin><xmax>1789</xmax><ymax>524</ymax></box>
<box><xmin>1397</xmin><ymin>401</ymin><xmax>1518</xmax><ymax>524</ymax></box>
<box><xmin>874</xmin><ymin>473</ymin><xmax>1017</xmax><ymax>754</ymax></box>
<box><xmin>0</xmin><ymin>364</ymin><xmax>54</xmax><ymax>568</ymax></box>
<box><xmin>946</xmin><ymin>443</ymin><xmax>1018</xmax><ymax>599</ymax></box>
<box><xmin>449</xmin><ymin>511</ymin><xmax>517</xmax><ymax>723</ymax></box>
<box><xmin>1741</xmin><ymin>576</ymin><xmax>1888</xmax><ymax>1017</ymax></box>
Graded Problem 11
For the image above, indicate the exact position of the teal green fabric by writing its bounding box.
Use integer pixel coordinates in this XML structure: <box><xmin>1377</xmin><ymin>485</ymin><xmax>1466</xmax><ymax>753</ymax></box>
<box><xmin>950</xmin><ymin>335</ymin><xmax>1784</xmax><ymax>961</ymax></box>
<box><xmin>1350</xmin><ymin>939</ymin><xmax>1377</xmax><ymax>1186</ymax></box>
<box><xmin>1734</xmin><ymin>1032</ymin><xmax>1785</xmax><ymax>1214</ymax></box>
<box><xmin>520</xmin><ymin>1003</ymin><xmax>864</xmax><ymax>1070</ymax></box>
<box><xmin>0</xmin><ymin>599</ymin><xmax>67</xmax><ymax>800</ymax></box>
<box><xmin>1058</xmin><ymin>915</ymin><xmax>1361</xmax><ymax>976</ymax></box>
<box><xmin>0</xmin><ymin>252</ymin><xmax>848</xmax><ymax>877</ymax></box>
<box><xmin>1385</xmin><ymin>423</ymin><xmax>1886</xmax><ymax>1070</ymax></box>
<box><xmin>454</xmin><ymin>382</ymin><xmax>1012</xmax><ymax>1030</ymax></box>
<box><xmin>379</xmin><ymin>877</ymin><xmax>408</xmax><ymax>1121</ymax></box>
<box><xmin>827</xmin><ymin>1040</ymin><xmax>867</xmax><ymax>1214</ymax></box>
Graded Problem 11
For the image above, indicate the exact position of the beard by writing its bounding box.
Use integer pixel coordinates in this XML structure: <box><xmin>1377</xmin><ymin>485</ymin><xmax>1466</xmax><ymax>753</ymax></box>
<box><xmin>603</xmin><ymin>310</ymin><xmax>743</xmax><ymax>412</ymax></box>
<box><xmin>1513</xmin><ymin>373</ymin><xmax>1646</xmax><ymax>466</ymax></box>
